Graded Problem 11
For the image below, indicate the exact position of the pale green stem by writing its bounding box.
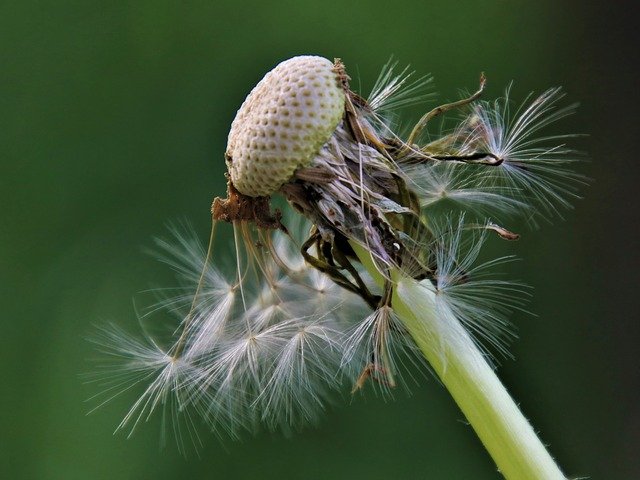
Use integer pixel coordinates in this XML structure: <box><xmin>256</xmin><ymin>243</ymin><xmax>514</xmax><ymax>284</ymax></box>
<box><xmin>352</xmin><ymin>243</ymin><xmax>565</xmax><ymax>480</ymax></box>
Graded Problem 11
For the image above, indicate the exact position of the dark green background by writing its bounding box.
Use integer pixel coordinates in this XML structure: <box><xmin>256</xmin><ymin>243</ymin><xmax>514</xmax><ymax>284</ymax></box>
<box><xmin>2</xmin><ymin>1</ymin><xmax>637</xmax><ymax>479</ymax></box>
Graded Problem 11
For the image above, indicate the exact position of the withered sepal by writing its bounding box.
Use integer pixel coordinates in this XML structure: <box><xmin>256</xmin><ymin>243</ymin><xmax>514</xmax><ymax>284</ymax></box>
<box><xmin>212</xmin><ymin>180</ymin><xmax>283</xmax><ymax>230</ymax></box>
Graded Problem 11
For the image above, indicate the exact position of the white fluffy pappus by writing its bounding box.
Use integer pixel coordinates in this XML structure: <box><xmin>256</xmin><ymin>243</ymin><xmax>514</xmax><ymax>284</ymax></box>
<box><xmin>426</xmin><ymin>216</ymin><xmax>530</xmax><ymax>361</ymax></box>
<box><xmin>456</xmin><ymin>86</ymin><xmax>587</xmax><ymax>220</ymax></box>
<box><xmin>87</xmin><ymin>221</ymin><xmax>368</xmax><ymax>445</ymax></box>
<box><xmin>387</xmin><ymin>84</ymin><xmax>585</xmax><ymax>225</ymax></box>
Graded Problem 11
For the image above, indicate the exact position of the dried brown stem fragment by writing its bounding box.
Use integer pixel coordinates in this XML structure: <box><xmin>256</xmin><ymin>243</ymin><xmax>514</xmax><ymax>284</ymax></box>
<box><xmin>212</xmin><ymin>179</ymin><xmax>283</xmax><ymax>230</ymax></box>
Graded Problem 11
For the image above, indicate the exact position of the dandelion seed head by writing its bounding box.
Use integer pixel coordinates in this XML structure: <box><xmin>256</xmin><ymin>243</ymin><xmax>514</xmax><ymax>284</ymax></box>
<box><xmin>91</xmin><ymin>55</ymin><xmax>584</xmax><ymax>447</ymax></box>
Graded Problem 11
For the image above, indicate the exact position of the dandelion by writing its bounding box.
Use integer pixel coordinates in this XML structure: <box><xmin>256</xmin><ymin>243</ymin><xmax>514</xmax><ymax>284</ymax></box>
<box><xmin>90</xmin><ymin>55</ymin><xmax>584</xmax><ymax>479</ymax></box>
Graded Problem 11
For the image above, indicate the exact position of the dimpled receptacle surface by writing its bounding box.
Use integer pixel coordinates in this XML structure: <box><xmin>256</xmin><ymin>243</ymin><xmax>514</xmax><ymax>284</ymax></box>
<box><xmin>226</xmin><ymin>56</ymin><xmax>346</xmax><ymax>197</ymax></box>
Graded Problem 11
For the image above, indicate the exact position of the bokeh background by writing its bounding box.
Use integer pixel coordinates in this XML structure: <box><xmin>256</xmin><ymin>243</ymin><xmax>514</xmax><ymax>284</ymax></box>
<box><xmin>2</xmin><ymin>1</ymin><xmax>637</xmax><ymax>479</ymax></box>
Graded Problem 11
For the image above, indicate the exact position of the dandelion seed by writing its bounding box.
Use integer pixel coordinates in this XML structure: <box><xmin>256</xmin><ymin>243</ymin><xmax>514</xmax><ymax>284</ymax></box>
<box><xmin>343</xmin><ymin>305</ymin><xmax>426</xmax><ymax>396</ymax></box>
<box><xmin>404</xmin><ymin>161</ymin><xmax>527</xmax><ymax>218</ymax></box>
<box><xmin>368</xmin><ymin>59</ymin><xmax>432</xmax><ymax>112</ymax></box>
<box><xmin>91</xmin><ymin>54</ymin><xmax>583</xmax><ymax>478</ymax></box>
<box><xmin>258</xmin><ymin>317</ymin><xmax>345</xmax><ymax>431</ymax></box>
<box><xmin>456</xmin><ymin>86</ymin><xmax>586</xmax><ymax>220</ymax></box>
<box><xmin>86</xmin><ymin>325</ymin><xmax>204</xmax><ymax>451</ymax></box>
<box><xmin>427</xmin><ymin>215</ymin><xmax>529</xmax><ymax>359</ymax></box>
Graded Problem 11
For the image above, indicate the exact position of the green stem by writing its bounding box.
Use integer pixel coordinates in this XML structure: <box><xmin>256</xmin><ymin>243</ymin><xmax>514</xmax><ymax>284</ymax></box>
<box><xmin>352</xmin><ymin>243</ymin><xmax>565</xmax><ymax>480</ymax></box>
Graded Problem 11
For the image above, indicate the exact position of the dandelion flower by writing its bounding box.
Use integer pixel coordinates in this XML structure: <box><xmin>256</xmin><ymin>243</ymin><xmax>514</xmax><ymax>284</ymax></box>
<box><xmin>91</xmin><ymin>55</ymin><xmax>584</xmax><ymax>479</ymax></box>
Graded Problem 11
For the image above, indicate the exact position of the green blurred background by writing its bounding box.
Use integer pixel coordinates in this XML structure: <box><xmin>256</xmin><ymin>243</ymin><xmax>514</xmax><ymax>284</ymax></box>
<box><xmin>2</xmin><ymin>1</ymin><xmax>637</xmax><ymax>478</ymax></box>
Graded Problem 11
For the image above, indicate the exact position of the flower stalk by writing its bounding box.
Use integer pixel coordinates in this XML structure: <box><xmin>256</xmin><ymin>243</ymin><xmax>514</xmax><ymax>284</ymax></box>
<box><xmin>352</xmin><ymin>241</ymin><xmax>565</xmax><ymax>480</ymax></box>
